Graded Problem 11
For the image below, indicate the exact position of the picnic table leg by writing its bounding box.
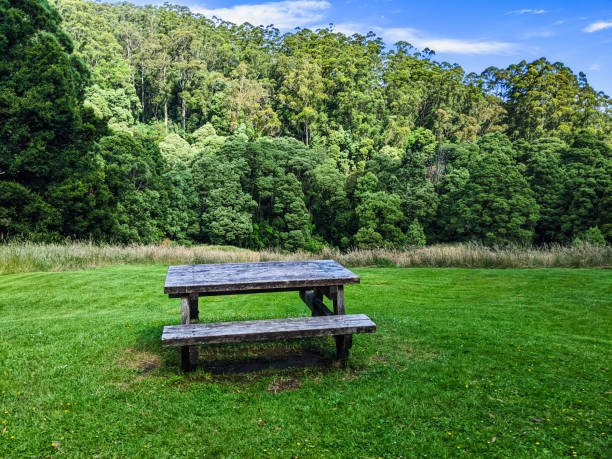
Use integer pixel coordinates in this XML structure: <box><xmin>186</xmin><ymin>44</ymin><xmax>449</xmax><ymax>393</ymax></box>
<box><xmin>180</xmin><ymin>293</ymin><xmax>199</xmax><ymax>371</ymax></box>
<box><xmin>331</xmin><ymin>285</ymin><xmax>353</xmax><ymax>360</ymax></box>
<box><xmin>313</xmin><ymin>288</ymin><xmax>324</xmax><ymax>316</ymax></box>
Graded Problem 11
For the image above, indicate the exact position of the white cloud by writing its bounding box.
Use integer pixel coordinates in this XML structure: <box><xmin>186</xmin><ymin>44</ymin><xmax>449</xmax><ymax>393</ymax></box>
<box><xmin>419</xmin><ymin>38</ymin><xmax>515</xmax><ymax>54</ymax></box>
<box><xmin>373</xmin><ymin>27</ymin><xmax>516</xmax><ymax>55</ymax></box>
<box><xmin>191</xmin><ymin>0</ymin><xmax>331</xmax><ymax>29</ymax></box>
<box><xmin>325</xmin><ymin>23</ymin><xmax>363</xmax><ymax>36</ymax></box>
<box><xmin>506</xmin><ymin>9</ymin><xmax>548</xmax><ymax>15</ymax></box>
<box><xmin>588</xmin><ymin>64</ymin><xmax>600</xmax><ymax>71</ymax></box>
<box><xmin>584</xmin><ymin>21</ymin><xmax>612</xmax><ymax>33</ymax></box>
<box><xmin>521</xmin><ymin>30</ymin><xmax>554</xmax><ymax>39</ymax></box>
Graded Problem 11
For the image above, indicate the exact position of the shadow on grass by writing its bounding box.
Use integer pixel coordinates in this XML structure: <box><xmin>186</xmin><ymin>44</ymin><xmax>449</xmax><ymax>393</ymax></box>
<box><xmin>129</xmin><ymin>326</ymin><xmax>346</xmax><ymax>376</ymax></box>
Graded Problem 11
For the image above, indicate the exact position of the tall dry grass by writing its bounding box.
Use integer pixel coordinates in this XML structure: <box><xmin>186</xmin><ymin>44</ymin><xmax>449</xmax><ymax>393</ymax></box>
<box><xmin>0</xmin><ymin>241</ymin><xmax>609</xmax><ymax>274</ymax></box>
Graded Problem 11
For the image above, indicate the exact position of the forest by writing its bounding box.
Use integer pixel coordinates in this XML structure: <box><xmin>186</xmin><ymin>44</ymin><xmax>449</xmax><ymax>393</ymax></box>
<box><xmin>1</xmin><ymin>0</ymin><xmax>611</xmax><ymax>250</ymax></box>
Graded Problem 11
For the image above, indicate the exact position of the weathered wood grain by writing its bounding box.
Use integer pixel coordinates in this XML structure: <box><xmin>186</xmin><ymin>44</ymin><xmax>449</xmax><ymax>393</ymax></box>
<box><xmin>180</xmin><ymin>296</ymin><xmax>190</xmax><ymax>325</ymax></box>
<box><xmin>330</xmin><ymin>284</ymin><xmax>352</xmax><ymax>359</ymax></box>
<box><xmin>168</xmin><ymin>286</ymin><xmax>313</xmax><ymax>298</ymax></box>
<box><xmin>299</xmin><ymin>290</ymin><xmax>333</xmax><ymax>316</ymax></box>
<box><xmin>180</xmin><ymin>294</ymin><xmax>200</xmax><ymax>371</ymax></box>
<box><xmin>161</xmin><ymin>314</ymin><xmax>376</xmax><ymax>347</ymax></box>
<box><xmin>332</xmin><ymin>285</ymin><xmax>345</xmax><ymax>315</ymax></box>
<box><xmin>164</xmin><ymin>260</ymin><xmax>360</xmax><ymax>295</ymax></box>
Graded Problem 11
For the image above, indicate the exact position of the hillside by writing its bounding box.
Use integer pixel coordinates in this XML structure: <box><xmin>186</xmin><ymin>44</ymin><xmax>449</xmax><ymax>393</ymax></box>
<box><xmin>0</xmin><ymin>0</ymin><xmax>611</xmax><ymax>248</ymax></box>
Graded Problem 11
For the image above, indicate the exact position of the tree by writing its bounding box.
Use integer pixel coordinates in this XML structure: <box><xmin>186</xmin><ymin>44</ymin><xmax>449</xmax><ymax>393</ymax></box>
<box><xmin>249</xmin><ymin>137</ymin><xmax>318</xmax><ymax>250</ymax></box>
<box><xmin>522</xmin><ymin>137</ymin><xmax>567</xmax><ymax>243</ymax></box>
<box><xmin>436</xmin><ymin>133</ymin><xmax>539</xmax><ymax>245</ymax></box>
<box><xmin>481</xmin><ymin>58</ymin><xmax>611</xmax><ymax>140</ymax></box>
<box><xmin>278</xmin><ymin>57</ymin><xmax>326</xmax><ymax>146</ymax></box>
<box><xmin>163</xmin><ymin>161</ymin><xmax>199</xmax><ymax>242</ymax></box>
<box><xmin>97</xmin><ymin>131</ymin><xmax>168</xmax><ymax>243</ymax></box>
<box><xmin>310</xmin><ymin>159</ymin><xmax>350</xmax><ymax>246</ymax></box>
<box><xmin>0</xmin><ymin>0</ymin><xmax>112</xmax><ymax>240</ymax></box>
<box><xmin>405</xmin><ymin>219</ymin><xmax>426</xmax><ymax>247</ymax></box>
<box><xmin>556</xmin><ymin>131</ymin><xmax>612</xmax><ymax>242</ymax></box>
<box><xmin>0</xmin><ymin>181</ymin><xmax>59</xmax><ymax>240</ymax></box>
<box><xmin>192</xmin><ymin>132</ymin><xmax>255</xmax><ymax>245</ymax></box>
<box><xmin>354</xmin><ymin>191</ymin><xmax>405</xmax><ymax>249</ymax></box>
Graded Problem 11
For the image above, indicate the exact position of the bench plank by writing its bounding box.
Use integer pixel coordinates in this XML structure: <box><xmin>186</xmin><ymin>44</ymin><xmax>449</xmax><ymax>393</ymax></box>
<box><xmin>162</xmin><ymin>314</ymin><xmax>375</xmax><ymax>347</ymax></box>
<box><xmin>164</xmin><ymin>260</ymin><xmax>360</xmax><ymax>295</ymax></box>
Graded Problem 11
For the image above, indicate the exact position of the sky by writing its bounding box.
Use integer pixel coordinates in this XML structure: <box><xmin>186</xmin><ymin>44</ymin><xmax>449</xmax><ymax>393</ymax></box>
<box><xmin>128</xmin><ymin>0</ymin><xmax>612</xmax><ymax>95</ymax></box>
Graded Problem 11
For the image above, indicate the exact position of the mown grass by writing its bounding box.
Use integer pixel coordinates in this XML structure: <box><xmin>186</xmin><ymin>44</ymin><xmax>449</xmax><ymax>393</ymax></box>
<box><xmin>0</xmin><ymin>241</ymin><xmax>610</xmax><ymax>274</ymax></box>
<box><xmin>0</xmin><ymin>266</ymin><xmax>610</xmax><ymax>457</ymax></box>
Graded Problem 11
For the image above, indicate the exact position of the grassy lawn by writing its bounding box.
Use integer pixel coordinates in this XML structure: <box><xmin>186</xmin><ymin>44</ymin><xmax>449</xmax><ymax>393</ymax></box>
<box><xmin>0</xmin><ymin>267</ymin><xmax>610</xmax><ymax>458</ymax></box>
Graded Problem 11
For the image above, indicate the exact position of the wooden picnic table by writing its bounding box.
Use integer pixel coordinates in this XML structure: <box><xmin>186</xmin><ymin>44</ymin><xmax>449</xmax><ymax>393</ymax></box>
<box><xmin>162</xmin><ymin>260</ymin><xmax>376</xmax><ymax>370</ymax></box>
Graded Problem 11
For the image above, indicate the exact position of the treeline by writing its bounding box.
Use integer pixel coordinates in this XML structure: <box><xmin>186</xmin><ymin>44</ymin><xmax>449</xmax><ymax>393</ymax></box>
<box><xmin>0</xmin><ymin>0</ymin><xmax>610</xmax><ymax>249</ymax></box>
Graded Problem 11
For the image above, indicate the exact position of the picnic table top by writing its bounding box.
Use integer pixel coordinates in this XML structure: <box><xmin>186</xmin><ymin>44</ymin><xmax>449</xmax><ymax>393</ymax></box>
<box><xmin>164</xmin><ymin>260</ymin><xmax>360</xmax><ymax>295</ymax></box>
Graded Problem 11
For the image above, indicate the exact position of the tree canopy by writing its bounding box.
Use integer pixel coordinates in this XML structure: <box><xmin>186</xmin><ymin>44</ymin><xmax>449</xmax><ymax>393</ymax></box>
<box><xmin>1</xmin><ymin>0</ymin><xmax>610</xmax><ymax>248</ymax></box>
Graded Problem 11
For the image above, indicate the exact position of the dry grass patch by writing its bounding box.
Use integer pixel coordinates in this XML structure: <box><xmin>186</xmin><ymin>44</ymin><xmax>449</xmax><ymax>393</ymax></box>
<box><xmin>117</xmin><ymin>348</ymin><xmax>163</xmax><ymax>373</ymax></box>
<box><xmin>267</xmin><ymin>376</ymin><xmax>302</xmax><ymax>393</ymax></box>
<box><xmin>0</xmin><ymin>241</ymin><xmax>610</xmax><ymax>274</ymax></box>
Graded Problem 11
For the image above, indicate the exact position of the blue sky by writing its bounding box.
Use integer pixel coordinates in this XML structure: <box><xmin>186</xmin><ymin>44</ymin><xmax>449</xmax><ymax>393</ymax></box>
<box><xmin>129</xmin><ymin>0</ymin><xmax>612</xmax><ymax>95</ymax></box>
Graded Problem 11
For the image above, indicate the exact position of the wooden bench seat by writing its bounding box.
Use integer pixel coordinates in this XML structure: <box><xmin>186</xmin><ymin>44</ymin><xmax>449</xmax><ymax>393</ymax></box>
<box><xmin>162</xmin><ymin>314</ymin><xmax>376</xmax><ymax>347</ymax></box>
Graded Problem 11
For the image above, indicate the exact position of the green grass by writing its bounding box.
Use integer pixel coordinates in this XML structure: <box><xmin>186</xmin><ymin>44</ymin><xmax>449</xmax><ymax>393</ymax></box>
<box><xmin>0</xmin><ymin>267</ymin><xmax>610</xmax><ymax>458</ymax></box>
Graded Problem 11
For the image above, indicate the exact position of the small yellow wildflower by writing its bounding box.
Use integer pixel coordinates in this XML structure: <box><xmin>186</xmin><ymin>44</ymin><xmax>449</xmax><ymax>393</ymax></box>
<box><xmin>10</xmin><ymin>435</ymin><xmax>14</xmax><ymax>439</ymax></box>
<box><xmin>66</xmin><ymin>402</ymin><xmax>71</xmax><ymax>406</ymax></box>
<box><xmin>17</xmin><ymin>392</ymin><xmax>21</xmax><ymax>395</ymax></box>
<box><xmin>297</xmin><ymin>442</ymin><xmax>300</xmax><ymax>446</ymax></box>
<box><xmin>457</xmin><ymin>446</ymin><xmax>460</xmax><ymax>449</ymax></box>
<box><xmin>377</xmin><ymin>425</ymin><xmax>381</xmax><ymax>429</ymax></box>
<box><xmin>3</xmin><ymin>411</ymin><xmax>7</xmax><ymax>414</ymax></box>
<box><xmin>1</xmin><ymin>420</ymin><xmax>5</xmax><ymax>424</ymax></box>
<box><xmin>64</xmin><ymin>409</ymin><xmax>69</xmax><ymax>413</ymax></box>
<box><xmin>51</xmin><ymin>443</ymin><xmax>55</xmax><ymax>447</ymax></box>
<box><xmin>536</xmin><ymin>442</ymin><xmax>540</xmax><ymax>445</ymax></box>
<box><xmin>448</xmin><ymin>432</ymin><xmax>452</xmax><ymax>435</ymax></box>
<box><xmin>465</xmin><ymin>384</ymin><xmax>469</xmax><ymax>388</ymax></box>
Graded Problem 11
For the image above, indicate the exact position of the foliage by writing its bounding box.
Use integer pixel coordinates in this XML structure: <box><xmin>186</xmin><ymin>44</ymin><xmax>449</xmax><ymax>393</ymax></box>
<box><xmin>405</xmin><ymin>219</ymin><xmax>426</xmax><ymax>247</ymax></box>
<box><xmin>0</xmin><ymin>0</ymin><xmax>111</xmax><ymax>240</ymax></box>
<box><xmin>573</xmin><ymin>226</ymin><xmax>607</xmax><ymax>247</ymax></box>
<box><xmin>1</xmin><ymin>0</ymin><xmax>610</xmax><ymax>249</ymax></box>
<box><xmin>435</xmin><ymin>133</ymin><xmax>539</xmax><ymax>245</ymax></box>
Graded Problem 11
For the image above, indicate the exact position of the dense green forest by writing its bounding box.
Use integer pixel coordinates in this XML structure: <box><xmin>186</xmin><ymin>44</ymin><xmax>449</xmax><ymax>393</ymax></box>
<box><xmin>1</xmin><ymin>0</ymin><xmax>611</xmax><ymax>249</ymax></box>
